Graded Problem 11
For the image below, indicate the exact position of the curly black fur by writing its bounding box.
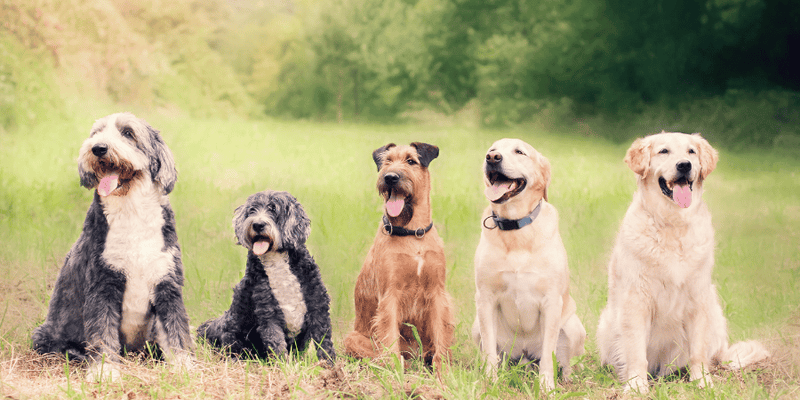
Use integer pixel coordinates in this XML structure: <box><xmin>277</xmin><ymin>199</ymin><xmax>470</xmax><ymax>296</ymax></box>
<box><xmin>197</xmin><ymin>191</ymin><xmax>335</xmax><ymax>362</ymax></box>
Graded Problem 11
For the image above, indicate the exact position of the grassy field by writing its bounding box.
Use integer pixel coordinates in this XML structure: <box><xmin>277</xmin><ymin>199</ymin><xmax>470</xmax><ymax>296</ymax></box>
<box><xmin>0</xmin><ymin>111</ymin><xmax>798</xmax><ymax>398</ymax></box>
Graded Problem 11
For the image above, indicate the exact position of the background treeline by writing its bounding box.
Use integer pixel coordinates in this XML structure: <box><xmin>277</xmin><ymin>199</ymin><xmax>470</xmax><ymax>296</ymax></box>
<box><xmin>3</xmin><ymin>0</ymin><xmax>799</xmax><ymax>149</ymax></box>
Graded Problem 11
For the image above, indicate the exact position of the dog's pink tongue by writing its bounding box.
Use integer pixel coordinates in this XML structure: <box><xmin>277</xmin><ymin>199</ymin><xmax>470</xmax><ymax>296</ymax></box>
<box><xmin>253</xmin><ymin>241</ymin><xmax>270</xmax><ymax>255</ymax></box>
<box><xmin>97</xmin><ymin>175</ymin><xmax>119</xmax><ymax>197</ymax></box>
<box><xmin>485</xmin><ymin>182</ymin><xmax>511</xmax><ymax>202</ymax></box>
<box><xmin>673</xmin><ymin>184</ymin><xmax>692</xmax><ymax>208</ymax></box>
<box><xmin>386</xmin><ymin>194</ymin><xmax>405</xmax><ymax>217</ymax></box>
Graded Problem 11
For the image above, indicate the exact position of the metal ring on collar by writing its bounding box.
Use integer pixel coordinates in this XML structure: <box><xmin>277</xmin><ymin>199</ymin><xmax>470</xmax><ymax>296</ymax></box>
<box><xmin>483</xmin><ymin>215</ymin><xmax>498</xmax><ymax>230</ymax></box>
<box><xmin>415</xmin><ymin>228</ymin><xmax>425</xmax><ymax>238</ymax></box>
<box><xmin>382</xmin><ymin>223</ymin><xmax>393</xmax><ymax>236</ymax></box>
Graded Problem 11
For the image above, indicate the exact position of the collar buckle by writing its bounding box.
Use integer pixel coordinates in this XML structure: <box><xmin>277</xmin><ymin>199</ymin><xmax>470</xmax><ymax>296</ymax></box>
<box><xmin>485</xmin><ymin>199</ymin><xmax>543</xmax><ymax>231</ymax></box>
<box><xmin>382</xmin><ymin>215</ymin><xmax>433</xmax><ymax>238</ymax></box>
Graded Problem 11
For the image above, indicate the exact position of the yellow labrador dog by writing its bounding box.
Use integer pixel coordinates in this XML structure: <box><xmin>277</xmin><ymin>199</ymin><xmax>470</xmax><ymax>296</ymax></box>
<box><xmin>472</xmin><ymin>138</ymin><xmax>586</xmax><ymax>391</ymax></box>
<box><xmin>597</xmin><ymin>132</ymin><xmax>769</xmax><ymax>393</ymax></box>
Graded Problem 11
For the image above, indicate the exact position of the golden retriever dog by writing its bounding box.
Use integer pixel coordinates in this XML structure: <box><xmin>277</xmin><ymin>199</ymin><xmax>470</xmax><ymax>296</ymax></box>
<box><xmin>597</xmin><ymin>132</ymin><xmax>770</xmax><ymax>392</ymax></box>
<box><xmin>472</xmin><ymin>138</ymin><xmax>586</xmax><ymax>391</ymax></box>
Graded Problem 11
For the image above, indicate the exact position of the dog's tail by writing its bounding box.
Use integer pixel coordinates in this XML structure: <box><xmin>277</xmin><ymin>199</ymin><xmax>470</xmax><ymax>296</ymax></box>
<box><xmin>721</xmin><ymin>340</ymin><xmax>770</xmax><ymax>369</ymax></box>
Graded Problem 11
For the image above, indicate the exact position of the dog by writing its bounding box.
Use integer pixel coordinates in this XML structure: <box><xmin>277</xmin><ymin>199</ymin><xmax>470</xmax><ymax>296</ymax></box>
<box><xmin>596</xmin><ymin>132</ymin><xmax>770</xmax><ymax>392</ymax></box>
<box><xmin>31</xmin><ymin>112</ymin><xmax>193</xmax><ymax>381</ymax></box>
<box><xmin>471</xmin><ymin>138</ymin><xmax>586</xmax><ymax>390</ymax></box>
<box><xmin>343</xmin><ymin>142</ymin><xmax>454</xmax><ymax>374</ymax></box>
<box><xmin>197</xmin><ymin>190</ymin><xmax>335</xmax><ymax>363</ymax></box>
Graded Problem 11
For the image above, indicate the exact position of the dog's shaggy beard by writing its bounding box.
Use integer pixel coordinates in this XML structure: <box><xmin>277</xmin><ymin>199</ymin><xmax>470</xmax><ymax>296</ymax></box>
<box><xmin>377</xmin><ymin>175</ymin><xmax>414</xmax><ymax>226</ymax></box>
<box><xmin>82</xmin><ymin>153</ymin><xmax>145</xmax><ymax>198</ymax></box>
<box><xmin>243</xmin><ymin>219</ymin><xmax>280</xmax><ymax>256</ymax></box>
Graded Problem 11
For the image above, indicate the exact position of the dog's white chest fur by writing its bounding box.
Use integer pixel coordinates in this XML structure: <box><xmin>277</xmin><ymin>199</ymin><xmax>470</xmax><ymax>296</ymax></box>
<box><xmin>260</xmin><ymin>252</ymin><xmax>307</xmax><ymax>337</ymax></box>
<box><xmin>101</xmin><ymin>184</ymin><xmax>174</xmax><ymax>346</ymax></box>
<box><xmin>497</xmin><ymin>270</ymin><xmax>545</xmax><ymax>332</ymax></box>
<box><xmin>475</xmin><ymin>228</ymin><xmax>570</xmax><ymax>345</ymax></box>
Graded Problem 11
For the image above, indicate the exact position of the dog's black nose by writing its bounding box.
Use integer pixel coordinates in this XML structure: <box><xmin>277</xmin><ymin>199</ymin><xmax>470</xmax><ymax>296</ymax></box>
<box><xmin>252</xmin><ymin>222</ymin><xmax>266</xmax><ymax>232</ymax></box>
<box><xmin>92</xmin><ymin>144</ymin><xmax>108</xmax><ymax>157</ymax></box>
<box><xmin>486</xmin><ymin>151</ymin><xmax>502</xmax><ymax>164</ymax></box>
<box><xmin>384</xmin><ymin>173</ymin><xmax>400</xmax><ymax>186</ymax></box>
<box><xmin>677</xmin><ymin>161</ymin><xmax>692</xmax><ymax>174</ymax></box>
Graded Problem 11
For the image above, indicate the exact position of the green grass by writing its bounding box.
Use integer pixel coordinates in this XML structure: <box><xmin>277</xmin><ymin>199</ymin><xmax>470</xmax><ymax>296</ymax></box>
<box><xmin>1</xmin><ymin>112</ymin><xmax>798</xmax><ymax>398</ymax></box>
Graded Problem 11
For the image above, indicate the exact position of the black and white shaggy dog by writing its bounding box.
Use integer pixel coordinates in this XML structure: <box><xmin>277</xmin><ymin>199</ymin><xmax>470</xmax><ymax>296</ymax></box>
<box><xmin>31</xmin><ymin>112</ymin><xmax>193</xmax><ymax>381</ymax></box>
<box><xmin>197</xmin><ymin>191</ymin><xmax>335</xmax><ymax>363</ymax></box>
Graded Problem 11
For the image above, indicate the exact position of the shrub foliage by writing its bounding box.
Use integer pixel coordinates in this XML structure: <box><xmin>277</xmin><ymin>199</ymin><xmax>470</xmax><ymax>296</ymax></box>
<box><xmin>2</xmin><ymin>0</ymin><xmax>799</xmax><ymax>147</ymax></box>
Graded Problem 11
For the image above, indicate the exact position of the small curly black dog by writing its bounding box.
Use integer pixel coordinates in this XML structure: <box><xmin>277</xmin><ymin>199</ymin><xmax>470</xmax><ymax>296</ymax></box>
<box><xmin>198</xmin><ymin>190</ymin><xmax>335</xmax><ymax>362</ymax></box>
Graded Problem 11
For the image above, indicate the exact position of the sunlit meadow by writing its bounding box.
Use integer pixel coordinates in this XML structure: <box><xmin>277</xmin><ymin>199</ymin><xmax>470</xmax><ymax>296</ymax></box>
<box><xmin>0</xmin><ymin>109</ymin><xmax>798</xmax><ymax>398</ymax></box>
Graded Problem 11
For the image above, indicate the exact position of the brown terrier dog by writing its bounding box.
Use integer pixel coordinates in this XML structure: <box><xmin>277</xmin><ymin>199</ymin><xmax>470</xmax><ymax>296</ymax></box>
<box><xmin>344</xmin><ymin>142</ymin><xmax>453</xmax><ymax>373</ymax></box>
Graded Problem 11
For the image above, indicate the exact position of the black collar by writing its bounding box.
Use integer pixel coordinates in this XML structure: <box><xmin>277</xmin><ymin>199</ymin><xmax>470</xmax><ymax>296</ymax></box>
<box><xmin>382</xmin><ymin>215</ymin><xmax>433</xmax><ymax>238</ymax></box>
<box><xmin>483</xmin><ymin>200</ymin><xmax>543</xmax><ymax>231</ymax></box>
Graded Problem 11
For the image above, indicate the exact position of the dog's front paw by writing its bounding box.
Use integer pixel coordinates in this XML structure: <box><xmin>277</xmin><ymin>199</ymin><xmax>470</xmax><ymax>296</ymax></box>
<box><xmin>266</xmin><ymin>340</ymin><xmax>288</xmax><ymax>358</ymax></box>
<box><xmin>85</xmin><ymin>361</ymin><xmax>122</xmax><ymax>383</ymax></box>
<box><xmin>430</xmin><ymin>351</ymin><xmax>450</xmax><ymax>380</ymax></box>
<box><xmin>168</xmin><ymin>351</ymin><xmax>195</xmax><ymax>374</ymax></box>
<box><xmin>561</xmin><ymin>363</ymin><xmax>574</xmax><ymax>383</ymax></box>
<box><xmin>259</xmin><ymin>324</ymin><xmax>288</xmax><ymax>358</ymax></box>
<box><xmin>623</xmin><ymin>375</ymin><xmax>649</xmax><ymax>394</ymax></box>
<box><xmin>539</xmin><ymin>372</ymin><xmax>556</xmax><ymax>392</ymax></box>
<box><xmin>691</xmin><ymin>369</ymin><xmax>714</xmax><ymax>389</ymax></box>
<box><xmin>373</xmin><ymin>350</ymin><xmax>405</xmax><ymax>372</ymax></box>
<box><xmin>482</xmin><ymin>357</ymin><xmax>498</xmax><ymax>380</ymax></box>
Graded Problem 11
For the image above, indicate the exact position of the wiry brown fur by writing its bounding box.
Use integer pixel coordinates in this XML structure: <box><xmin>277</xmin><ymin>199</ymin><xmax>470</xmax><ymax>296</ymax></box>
<box><xmin>344</xmin><ymin>143</ymin><xmax>454</xmax><ymax>374</ymax></box>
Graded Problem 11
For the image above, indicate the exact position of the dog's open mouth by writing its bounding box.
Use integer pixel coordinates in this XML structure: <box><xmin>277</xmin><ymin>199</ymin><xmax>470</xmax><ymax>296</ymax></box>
<box><xmin>251</xmin><ymin>235</ymin><xmax>273</xmax><ymax>256</ymax></box>
<box><xmin>659</xmin><ymin>176</ymin><xmax>694</xmax><ymax>208</ymax></box>
<box><xmin>384</xmin><ymin>189</ymin><xmax>409</xmax><ymax>218</ymax></box>
<box><xmin>485</xmin><ymin>172</ymin><xmax>526</xmax><ymax>203</ymax></box>
<box><xmin>97</xmin><ymin>174</ymin><xmax>123</xmax><ymax>197</ymax></box>
<box><xmin>93</xmin><ymin>162</ymin><xmax>139</xmax><ymax>197</ymax></box>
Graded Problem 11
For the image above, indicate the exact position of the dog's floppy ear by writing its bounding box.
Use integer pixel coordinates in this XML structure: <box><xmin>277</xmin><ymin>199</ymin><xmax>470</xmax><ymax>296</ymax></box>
<box><xmin>692</xmin><ymin>133</ymin><xmax>718</xmax><ymax>180</ymax></box>
<box><xmin>282</xmin><ymin>193</ymin><xmax>311</xmax><ymax>250</ymax></box>
<box><xmin>146</xmin><ymin>124</ymin><xmax>178</xmax><ymax>195</ymax></box>
<box><xmin>536</xmin><ymin>152</ymin><xmax>551</xmax><ymax>202</ymax></box>
<box><xmin>372</xmin><ymin>143</ymin><xmax>396</xmax><ymax>171</ymax></box>
<box><xmin>624</xmin><ymin>136</ymin><xmax>651</xmax><ymax>177</ymax></box>
<box><xmin>410</xmin><ymin>142</ymin><xmax>439</xmax><ymax>168</ymax></box>
<box><xmin>232</xmin><ymin>204</ymin><xmax>247</xmax><ymax>246</ymax></box>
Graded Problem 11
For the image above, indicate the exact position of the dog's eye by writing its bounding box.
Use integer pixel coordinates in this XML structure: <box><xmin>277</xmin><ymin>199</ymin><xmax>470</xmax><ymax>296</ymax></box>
<box><xmin>688</xmin><ymin>148</ymin><xmax>696</xmax><ymax>154</ymax></box>
<box><xmin>121</xmin><ymin>128</ymin><xmax>134</xmax><ymax>139</ymax></box>
<box><xmin>658</xmin><ymin>148</ymin><xmax>669</xmax><ymax>154</ymax></box>
<box><xmin>515</xmin><ymin>149</ymin><xmax>526</xmax><ymax>156</ymax></box>
<box><xmin>267</xmin><ymin>203</ymin><xmax>276</xmax><ymax>212</ymax></box>
<box><xmin>247</xmin><ymin>207</ymin><xmax>257</xmax><ymax>216</ymax></box>
<box><xmin>407</xmin><ymin>159</ymin><xmax>416</xmax><ymax>166</ymax></box>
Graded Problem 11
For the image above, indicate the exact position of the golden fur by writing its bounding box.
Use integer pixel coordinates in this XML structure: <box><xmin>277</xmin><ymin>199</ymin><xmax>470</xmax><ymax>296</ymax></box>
<box><xmin>597</xmin><ymin>132</ymin><xmax>769</xmax><ymax>393</ymax></box>
<box><xmin>344</xmin><ymin>143</ymin><xmax>454</xmax><ymax>374</ymax></box>
<box><xmin>472</xmin><ymin>138</ymin><xmax>586</xmax><ymax>390</ymax></box>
